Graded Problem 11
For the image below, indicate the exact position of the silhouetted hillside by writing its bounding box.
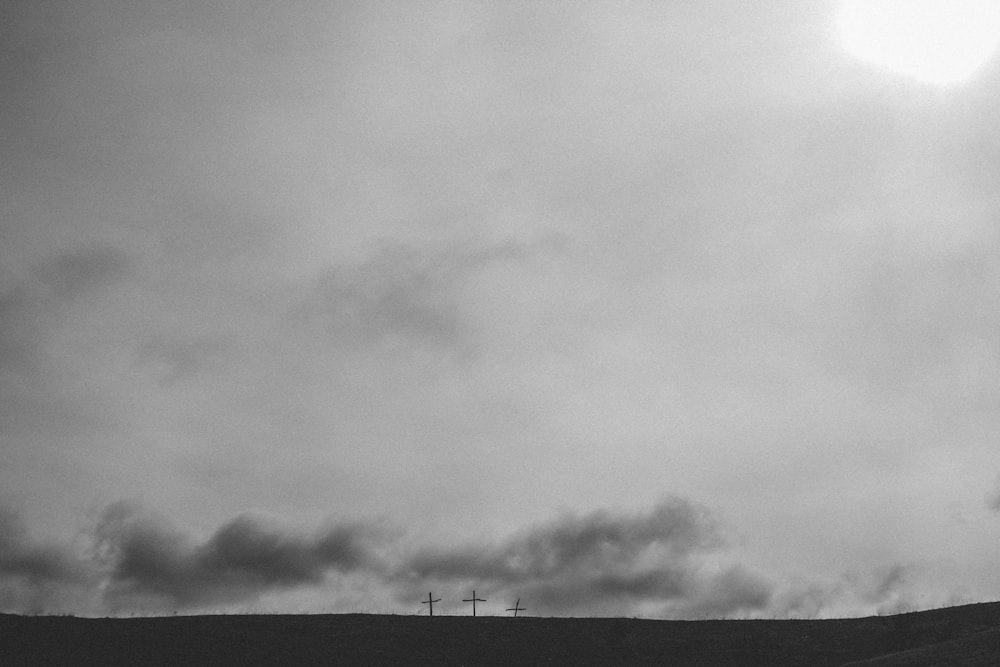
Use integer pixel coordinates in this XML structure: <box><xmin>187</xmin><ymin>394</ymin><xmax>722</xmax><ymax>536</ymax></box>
<box><xmin>2</xmin><ymin>602</ymin><xmax>1000</xmax><ymax>665</ymax></box>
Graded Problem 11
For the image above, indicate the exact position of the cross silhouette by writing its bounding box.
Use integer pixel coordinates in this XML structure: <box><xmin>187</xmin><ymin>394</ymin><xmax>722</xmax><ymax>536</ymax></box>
<box><xmin>421</xmin><ymin>592</ymin><xmax>441</xmax><ymax>616</ymax></box>
<box><xmin>462</xmin><ymin>590</ymin><xmax>486</xmax><ymax>616</ymax></box>
<box><xmin>505</xmin><ymin>597</ymin><xmax>526</xmax><ymax>617</ymax></box>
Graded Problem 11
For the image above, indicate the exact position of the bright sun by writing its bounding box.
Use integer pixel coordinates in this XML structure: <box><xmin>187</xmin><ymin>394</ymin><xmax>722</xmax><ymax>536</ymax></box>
<box><xmin>838</xmin><ymin>0</ymin><xmax>1000</xmax><ymax>84</ymax></box>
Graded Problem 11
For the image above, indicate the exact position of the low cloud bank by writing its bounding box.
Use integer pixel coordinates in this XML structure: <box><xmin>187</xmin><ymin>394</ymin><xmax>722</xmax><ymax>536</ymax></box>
<box><xmin>94</xmin><ymin>503</ymin><xmax>388</xmax><ymax>610</ymax></box>
<box><xmin>769</xmin><ymin>564</ymin><xmax>922</xmax><ymax>619</ymax></box>
<box><xmin>0</xmin><ymin>498</ymin><xmax>940</xmax><ymax>617</ymax></box>
<box><xmin>0</xmin><ymin>509</ymin><xmax>94</xmax><ymax>613</ymax></box>
<box><xmin>398</xmin><ymin>498</ymin><xmax>771</xmax><ymax>617</ymax></box>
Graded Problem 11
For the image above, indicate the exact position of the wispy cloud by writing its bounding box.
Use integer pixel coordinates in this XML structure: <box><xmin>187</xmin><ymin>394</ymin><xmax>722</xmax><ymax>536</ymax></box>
<box><xmin>770</xmin><ymin>564</ymin><xmax>918</xmax><ymax>619</ymax></box>
<box><xmin>0</xmin><ymin>284</ymin><xmax>35</xmax><ymax>372</ymax></box>
<box><xmin>0</xmin><ymin>245</ymin><xmax>133</xmax><ymax>372</ymax></box>
<box><xmin>135</xmin><ymin>334</ymin><xmax>234</xmax><ymax>384</ymax></box>
<box><xmin>36</xmin><ymin>246</ymin><xmax>132</xmax><ymax>303</ymax></box>
<box><xmin>298</xmin><ymin>238</ymin><xmax>559</xmax><ymax>356</ymax></box>
<box><xmin>988</xmin><ymin>477</ymin><xmax>1000</xmax><ymax>513</ymax></box>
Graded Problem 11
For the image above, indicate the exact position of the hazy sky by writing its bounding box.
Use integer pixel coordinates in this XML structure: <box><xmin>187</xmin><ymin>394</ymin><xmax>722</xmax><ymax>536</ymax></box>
<box><xmin>3</xmin><ymin>0</ymin><xmax>1000</xmax><ymax>617</ymax></box>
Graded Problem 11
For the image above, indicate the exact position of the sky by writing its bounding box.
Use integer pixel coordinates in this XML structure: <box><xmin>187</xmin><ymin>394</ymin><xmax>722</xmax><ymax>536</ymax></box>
<box><xmin>2</xmin><ymin>0</ymin><xmax>1000</xmax><ymax>618</ymax></box>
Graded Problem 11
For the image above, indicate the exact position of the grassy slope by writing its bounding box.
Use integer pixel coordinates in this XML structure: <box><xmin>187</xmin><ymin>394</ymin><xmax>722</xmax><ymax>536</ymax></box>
<box><xmin>842</xmin><ymin>626</ymin><xmax>1000</xmax><ymax>666</ymax></box>
<box><xmin>1</xmin><ymin>602</ymin><xmax>999</xmax><ymax>666</ymax></box>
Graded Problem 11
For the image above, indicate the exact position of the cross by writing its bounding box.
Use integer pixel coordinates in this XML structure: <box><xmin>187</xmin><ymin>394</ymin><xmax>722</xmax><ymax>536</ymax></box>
<box><xmin>505</xmin><ymin>597</ymin><xmax>525</xmax><ymax>617</ymax></box>
<box><xmin>462</xmin><ymin>590</ymin><xmax>486</xmax><ymax>616</ymax></box>
<box><xmin>421</xmin><ymin>592</ymin><xmax>441</xmax><ymax>617</ymax></box>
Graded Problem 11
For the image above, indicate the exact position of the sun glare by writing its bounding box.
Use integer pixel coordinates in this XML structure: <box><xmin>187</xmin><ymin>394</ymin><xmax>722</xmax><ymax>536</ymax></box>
<box><xmin>838</xmin><ymin>0</ymin><xmax>1000</xmax><ymax>84</ymax></box>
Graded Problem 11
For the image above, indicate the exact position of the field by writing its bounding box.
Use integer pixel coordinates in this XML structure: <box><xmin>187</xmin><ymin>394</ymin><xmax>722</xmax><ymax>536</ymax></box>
<box><xmin>2</xmin><ymin>602</ymin><xmax>1000</xmax><ymax>665</ymax></box>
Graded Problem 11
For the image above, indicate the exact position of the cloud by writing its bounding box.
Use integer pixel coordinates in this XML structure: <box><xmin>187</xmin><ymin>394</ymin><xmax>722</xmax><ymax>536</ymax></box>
<box><xmin>403</xmin><ymin>498</ymin><xmax>718</xmax><ymax>580</ymax></box>
<box><xmin>135</xmin><ymin>334</ymin><xmax>234</xmax><ymax>383</ymax></box>
<box><xmin>0</xmin><ymin>508</ymin><xmax>93</xmax><ymax>614</ymax></box>
<box><xmin>988</xmin><ymin>477</ymin><xmax>1000</xmax><ymax>513</ymax></box>
<box><xmin>0</xmin><ymin>245</ymin><xmax>133</xmax><ymax>372</ymax></box>
<box><xmin>682</xmin><ymin>565</ymin><xmax>774</xmax><ymax>618</ymax></box>
<box><xmin>0</xmin><ymin>510</ymin><xmax>86</xmax><ymax>584</ymax></box>
<box><xmin>0</xmin><ymin>284</ymin><xmax>35</xmax><ymax>371</ymax></box>
<box><xmin>3</xmin><ymin>498</ymin><xmax>769</xmax><ymax>616</ymax></box>
<box><xmin>0</xmin><ymin>245</ymin><xmax>137</xmax><ymax>446</ymax></box>
<box><xmin>0</xmin><ymin>499</ymin><xmax>926</xmax><ymax>618</ymax></box>
<box><xmin>868</xmin><ymin>564</ymin><xmax>907</xmax><ymax>603</ymax></box>
<box><xmin>397</xmin><ymin>497</ymin><xmax>773</xmax><ymax>617</ymax></box>
<box><xmin>36</xmin><ymin>246</ymin><xmax>132</xmax><ymax>303</ymax></box>
<box><xmin>769</xmin><ymin>565</ymin><xmax>917</xmax><ymax>619</ymax></box>
<box><xmin>299</xmin><ymin>238</ymin><xmax>555</xmax><ymax>355</ymax></box>
<box><xmin>94</xmin><ymin>503</ymin><xmax>387</xmax><ymax>610</ymax></box>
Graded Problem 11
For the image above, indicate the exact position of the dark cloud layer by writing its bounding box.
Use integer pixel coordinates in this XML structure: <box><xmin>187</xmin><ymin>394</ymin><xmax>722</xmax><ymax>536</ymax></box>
<box><xmin>94</xmin><ymin>503</ymin><xmax>386</xmax><ymax>610</ymax></box>
<box><xmin>0</xmin><ymin>510</ymin><xmax>86</xmax><ymax>584</ymax></box>
<box><xmin>0</xmin><ymin>508</ymin><xmax>92</xmax><ymax>613</ymax></box>
<box><xmin>403</xmin><ymin>498</ymin><xmax>719</xmax><ymax>581</ymax></box>
<box><xmin>0</xmin><ymin>499</ymin><xmax>941</xmax><ymax>618</ymax></box>
<box><xmin>399</xmin><ymin>498</ymin><xmax>772</xmax><ymax>617</ymax></box>
<box><xmin>2</xmin><ymin>499</ymin><xmax>766</xmax><ymax>615</ymax></box>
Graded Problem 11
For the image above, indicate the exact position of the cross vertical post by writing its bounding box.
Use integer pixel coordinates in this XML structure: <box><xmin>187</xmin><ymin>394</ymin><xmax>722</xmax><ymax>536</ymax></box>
<box><xmin>462</xmin><ymin>590</ymin><xmax>486</xmax><ymax>616</ymax></box>
<box><xmin>505</xmin><ymin>597</ymin><xmax>525</xmax><ymax>617</ymax></box>
<box><xmin>421</xmin><ymin>592</ymin><xmax>441</xmax><ymax>616</ymax></box>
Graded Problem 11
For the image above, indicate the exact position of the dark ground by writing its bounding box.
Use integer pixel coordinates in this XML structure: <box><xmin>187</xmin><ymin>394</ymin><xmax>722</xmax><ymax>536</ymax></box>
<box><xmin>3</xmin><ymin>601</ymin><xmax>1000</xmax><ymax>666</ymax></box>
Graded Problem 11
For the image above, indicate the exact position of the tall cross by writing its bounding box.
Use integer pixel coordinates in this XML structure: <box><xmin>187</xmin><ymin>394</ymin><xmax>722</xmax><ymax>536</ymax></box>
<box><xmin>505</xmin><ymin>597</ymin><xmax>525</xmax><ymax>617</ymax></box>
<box><xmin>421</xmin><ymin>592</ymin><xmax>441</xmax><ymax>616</ymax></box>
<box><xmin>463</xmin><ymin>590</ymin><xmax>486</xmax><ymax>616</ymax></box>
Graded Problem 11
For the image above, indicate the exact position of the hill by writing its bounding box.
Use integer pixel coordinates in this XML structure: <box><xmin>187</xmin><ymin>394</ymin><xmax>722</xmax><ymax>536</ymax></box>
<box><xmin>2</xmin><ymin>602</ymin><xmax>1000</xmax><ymax>665</ymax></box>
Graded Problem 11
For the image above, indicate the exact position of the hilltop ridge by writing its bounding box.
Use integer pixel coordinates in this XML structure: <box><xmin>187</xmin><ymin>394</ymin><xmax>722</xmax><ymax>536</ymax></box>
<box><xmin>3</xmin><ymin>601</ymin><xmax>1000</xmax><ymax>665</ymax></box>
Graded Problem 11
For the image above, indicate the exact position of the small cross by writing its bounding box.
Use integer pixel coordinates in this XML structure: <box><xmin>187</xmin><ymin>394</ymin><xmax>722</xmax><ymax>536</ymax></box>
<box><xmin>462</xmin><ymin>590</ymin><xmax>486</xmax><ymax>616</ymax></box>
<box><xmin>506</xmin><ymin>597</ymin><xmax>526</xmax><ymax>617</ymax></box>
<box><xmin>421</xmin><ymin>592</ymin><xmax>441</xmax><ymax>616</ymax></box>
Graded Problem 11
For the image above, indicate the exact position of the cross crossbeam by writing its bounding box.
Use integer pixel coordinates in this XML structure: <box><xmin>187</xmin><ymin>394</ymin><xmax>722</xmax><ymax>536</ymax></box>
<box><xmin>462</xmin><ymin>590</ymin><xmax>486</xmax><ymax>616</ymax></box>
<box><xmin>421</xmin><ymin>592</ymin><xmax>442</xmax><ymax>616</ymax></box>
<box><xmin>505</xmin><ymin>597</ymin><xmax>526</xmax><ymax>617</ymax></box>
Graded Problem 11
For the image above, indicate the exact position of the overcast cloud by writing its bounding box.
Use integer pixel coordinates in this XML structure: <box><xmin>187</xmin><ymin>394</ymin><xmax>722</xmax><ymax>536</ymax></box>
<box><xmin>3</xmin><ymin>0</ymin><xmax>1000</xmax><ymax>617</ymax></box>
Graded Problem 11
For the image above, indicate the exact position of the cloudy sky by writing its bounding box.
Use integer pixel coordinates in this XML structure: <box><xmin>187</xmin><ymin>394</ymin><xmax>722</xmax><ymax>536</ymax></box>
<box><xmin>3</xmin><ymin>0</ymin><xmax>1000</xmax><ymax>618</ymax></box>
